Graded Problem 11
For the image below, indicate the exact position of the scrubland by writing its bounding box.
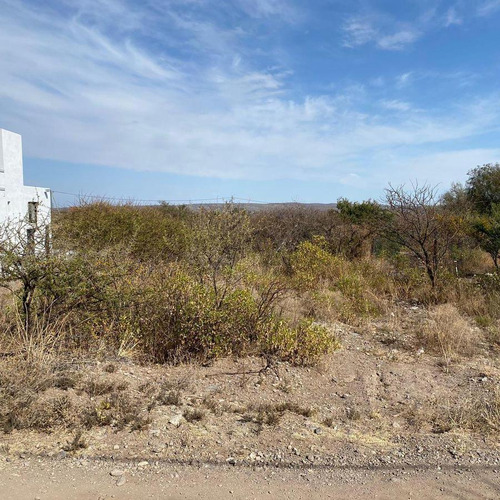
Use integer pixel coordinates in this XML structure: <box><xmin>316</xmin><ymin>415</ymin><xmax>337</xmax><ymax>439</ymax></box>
<box><xmin>1</xmin><ymin>174</ymin><xmax>500</xmax><ymax>467</ymax></box>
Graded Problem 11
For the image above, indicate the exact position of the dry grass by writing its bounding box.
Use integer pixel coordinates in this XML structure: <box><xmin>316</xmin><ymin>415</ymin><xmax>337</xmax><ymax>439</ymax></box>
<box><xmin>431</xmin><ymin>389</ymin><xmax>500</xmax><ymax>434</ymax></box>
<box><xmin>418</xmin><ymin>304</ymin><xmax>477</xmax><ymax>361</ymax></box>
<box><xmin>0</xmin><ymin>353</ymin><xmax>153</xmax><ymax>434</ymax></box>
<box><xmin>183</xmin><ymin>408</ymin><xmax>205</xmax><ymax>423</ymax></box>
<box><xmin>241</xmin><ymin>400</ymin><xmax>315</xmax><ymax>429</ymax></box>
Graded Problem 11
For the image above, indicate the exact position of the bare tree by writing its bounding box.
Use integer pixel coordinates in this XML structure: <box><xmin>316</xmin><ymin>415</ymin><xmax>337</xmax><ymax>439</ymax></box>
<box><xmin>383</xmin><ymin>183</ymin><xmax>457</xmax><ymax>288</ymax></box>
<box><xmin>0</xmin><ymin>219</ymin><xmax>51</xmax><ymax>333</ymax></box>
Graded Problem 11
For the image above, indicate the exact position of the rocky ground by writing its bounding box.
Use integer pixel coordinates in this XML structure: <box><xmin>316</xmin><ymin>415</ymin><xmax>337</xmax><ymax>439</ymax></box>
<box><xmin>1</xmin><ymin>310</ymin><xmax>499</xmax><ymax>498</ymax></box>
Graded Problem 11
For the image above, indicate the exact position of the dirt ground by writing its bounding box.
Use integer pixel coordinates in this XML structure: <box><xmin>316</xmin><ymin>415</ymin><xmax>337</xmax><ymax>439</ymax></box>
<box><xmin>1</xmin><ymin>309</ymin><xmax>499</xmax><ymax>498</ymax></box>
<box><xmin>1</xmin><ymin>457</ymin><xmax>499</xmax><ymax>499</ymax></box>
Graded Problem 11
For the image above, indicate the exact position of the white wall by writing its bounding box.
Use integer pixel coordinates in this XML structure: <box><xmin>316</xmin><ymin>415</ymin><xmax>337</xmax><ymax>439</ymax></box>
<box><xmin>0</xmin><ymin>128</ymin><xmax>51</xmax><ymax>229</ymax></box>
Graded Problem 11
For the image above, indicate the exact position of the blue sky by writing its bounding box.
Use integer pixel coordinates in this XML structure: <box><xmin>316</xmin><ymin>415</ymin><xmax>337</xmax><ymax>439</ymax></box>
<box><xmin>1</xmin><ymin>0</ymin><xmax>500</xmax><ymax>204</ymax></box>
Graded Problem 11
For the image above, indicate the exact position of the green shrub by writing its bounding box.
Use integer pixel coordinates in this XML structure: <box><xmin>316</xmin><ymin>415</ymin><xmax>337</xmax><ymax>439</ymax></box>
<box><xmin>290</xmin><ymin>237</ymin><xmax>343</xmax><ymax>291</ymax></box>
<box><xmin>260</xmin><ymin>318</ymin><xmax>340</xmax><ymax>366</ymax></box>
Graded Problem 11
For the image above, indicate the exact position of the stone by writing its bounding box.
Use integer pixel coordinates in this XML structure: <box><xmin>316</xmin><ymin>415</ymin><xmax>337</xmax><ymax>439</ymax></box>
<box><xmin>116</xmin><ymin>475</ymin><xmax>126</xmax><ymax>487</ymax></box>
<box><xmin>169</xmin><ymin>414</ymin><xmax>184</xmax><ymax>427</ymax></box>
<box><xmin>137</xmin><ymin>461</ymin><xmax>149</xmax><ymax>467</ymax></box>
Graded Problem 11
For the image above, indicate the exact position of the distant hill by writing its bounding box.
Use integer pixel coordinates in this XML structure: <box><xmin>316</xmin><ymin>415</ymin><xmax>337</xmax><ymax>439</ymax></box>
<box><xmin>184</xmin><ymin>202</ymin><xmax>338</xmax><ymax>212</ymax></box>
<box><xmin>54</xmin><ymin>202</ymin><xmax>339</xmax><ymax>213</ymax></box>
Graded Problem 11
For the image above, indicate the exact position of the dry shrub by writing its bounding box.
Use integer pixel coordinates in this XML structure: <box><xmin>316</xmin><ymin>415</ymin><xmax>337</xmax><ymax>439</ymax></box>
<box><xmin>183</xmin><ymin>408</ymin><xmax>205</xmax><ymax>422</ymax></box>
<box><xmin>243</xmin><ymin>401</ymin><xmax>315</xmax><ymax>428</ymax></box>
<box><xmin>418</xmin><ymin>304</ymin><xmax>477</xmax><ymax>360</ymax></box>
<box><xmin>0</xmin><ymin>356</ymin><xmax>80</xmax><ymax>431</ymax></box>
<box><xmin>455</xmin><ymin>247</ymin><xmax>494</xmax><ymax>276</ymax></box>
<box><xmin>289</xmin><ymin>239</ymin><xmax>391</xmax><ymax>326</ymax></box>
<box><xmin>432</xmin><ymin>388</ymin><xmax>500</xmax><ymax>434</ymax></box>
<box><xmin>0</xmin><ymin>354</ymin><xmax>150</xmax><ymax>434</ymax></box>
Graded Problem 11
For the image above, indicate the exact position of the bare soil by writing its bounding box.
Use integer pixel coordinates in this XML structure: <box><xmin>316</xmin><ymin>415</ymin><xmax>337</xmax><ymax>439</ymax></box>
<box><xmin>1</xmin><ymin>309</ymin><xmax>499</xmax><ymax>498</ymax></box>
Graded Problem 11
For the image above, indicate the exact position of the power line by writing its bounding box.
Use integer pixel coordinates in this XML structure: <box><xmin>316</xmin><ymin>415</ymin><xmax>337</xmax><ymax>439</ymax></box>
<box><xmin>51</xmin><ymin>190</ymin><xmax>269</xmax><ymax>205</ymax></box>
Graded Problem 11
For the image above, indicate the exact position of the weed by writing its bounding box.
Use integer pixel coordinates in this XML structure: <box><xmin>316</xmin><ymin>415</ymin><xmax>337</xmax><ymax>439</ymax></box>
<box><xmin>418</xmin><ymin>304</ymin><xmax>476</xmax><ymax>360</ymax></box>
<box><xmin>157</xmin><ymin>389</ymin><xmax>182</xmax><ymax>407</ymax></box>
<box><xmin>183</xmin><ymin>408</ymin><xmax>205</xmax><ymax>423</ymax></box>
<box><xmin>64</xmin><ymin>430</ymin><xmax>88</xmax><ymax>452</ymax></box>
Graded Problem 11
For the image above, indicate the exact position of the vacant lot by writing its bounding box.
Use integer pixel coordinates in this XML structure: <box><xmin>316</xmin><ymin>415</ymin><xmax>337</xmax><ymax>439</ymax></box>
<box><xmin>2</xmin><ymin>177</ymin><xmax>500</xmax><ymax>497</ymax></box>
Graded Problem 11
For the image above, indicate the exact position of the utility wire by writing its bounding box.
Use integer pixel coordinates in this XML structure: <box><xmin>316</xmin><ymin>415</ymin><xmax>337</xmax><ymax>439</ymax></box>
<box><xmin>51</xmin><ymin>190</ymin><xmax>269</xmax><ymax>205</ymax></box>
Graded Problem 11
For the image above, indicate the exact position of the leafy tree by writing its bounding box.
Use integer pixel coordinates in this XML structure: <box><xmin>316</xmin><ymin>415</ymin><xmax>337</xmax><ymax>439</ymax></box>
<box><xmin>441</xmin><ymin>182</ymin><xmax>473</xmax><ymax>215</ymax></box>
<box><xmin>466</xmin><ymin>163</ymin><xmax>500</xmax><ymax>215</ymax></box>
<box><xmin>334</xmin><ymin>199</ymin><xmax>390</xmax><ymax>258</ymax></box>
<box><xmin>471</xmin><ymin>204</ymin><xmax>500</xmax><ymax>269</ymax></box>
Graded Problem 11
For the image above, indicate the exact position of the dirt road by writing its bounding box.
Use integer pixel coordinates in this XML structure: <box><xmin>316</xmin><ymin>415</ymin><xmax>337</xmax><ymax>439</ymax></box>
<box><xmin>1</xmin><ymin>457</ymin><xmax>499</xmax><ymax>500</ymax></box>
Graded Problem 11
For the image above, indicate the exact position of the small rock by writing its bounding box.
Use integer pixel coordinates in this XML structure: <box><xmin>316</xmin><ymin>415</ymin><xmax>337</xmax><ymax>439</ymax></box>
<box><xmin>57</xmin><ymin>451</ymin><xmax>67</xmax><ymax>460</ymax></box>
<box><xmin>116</xmin><ymin>475</ymin><xmax>126</xmax><ymax>487</ymax></box>
<box><xmin>152</xmin><ymin>443</ymin><xmax>166</xmax><ymax>453</ymax></box>
<box><xmin>137</xmin><ymin>461</ymin><xmax>149</xmax><ymax>467</ymax></box>
<box><xmin>110</xmin><ymin>469</ymin><xmax>125</xmax><ymax>477</ymax></box>
<box><xmin>113</xmin><ymin>445</ymin><xmax>120</xmax><ymax>450</ymax></box>
<box><xmin>314</xmin><ymin>428</ymin><xmax>322</xmax><ymax>435</ymax></box>
<box><xmin>169</xmin><ymin>414</ymin><xmax>184</xmax><ymax>427</ymax></box>
<box><xmin>226</xmin><ymin>457</ymin><xmax>236</xmax><ymax>465</ymax></box>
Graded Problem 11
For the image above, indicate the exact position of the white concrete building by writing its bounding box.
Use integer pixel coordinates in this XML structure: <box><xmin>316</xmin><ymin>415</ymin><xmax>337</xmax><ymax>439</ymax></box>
<box><xmin>0</xmin><ymin>128</ymin><xmax>51</xmax><ymax>235</ymax></box>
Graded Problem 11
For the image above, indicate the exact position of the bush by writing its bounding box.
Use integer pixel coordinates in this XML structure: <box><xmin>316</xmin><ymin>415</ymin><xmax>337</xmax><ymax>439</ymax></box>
<box><xmin>260</xmin><ymin>318</ymin><xmax>340</xmax><ymax>366</ymax></box>
<box><xmin>418</xmin><ymin>304</ymin><xmax>477</xmax><ymax>360</ymax></box>
<box><xmin>53</xmin><ymin>201</ymin><xmax>191</xmax><ymax>261</ymax></box>
<box><xmin>289</xmin><ymin>238</ymin><xmax>387</xmax><ymax>324</ymax></box>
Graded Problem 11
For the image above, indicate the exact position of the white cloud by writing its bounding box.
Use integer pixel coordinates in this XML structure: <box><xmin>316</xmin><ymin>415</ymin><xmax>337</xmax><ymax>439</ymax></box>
<box><xmin>342</xmin><ymin>15</ymin><xmax>422</xmax><ymax>51</ymax></box>
<box><xmin>396</xmin><ymin>72</ymin><xmax>414</xmax><ymax>87</ymax></box>
<box><xmin>342</xmin><ymin>18</ymin><xmax>379</xmax><ymax>48</ymax></box>
<box><xmin>376</xmin><ymin>29</ymin><xmax>421</xmax><ymax>50</ymax></box>
<box><xmin>385</xmin><ymin>149</ymin><xmax>500</xmax><ymax>188</ymax></box>
<box><xmin>477</xmin><ymin>0</ymin><xmax>500</xmax><ymax>16</ymax></box>
<box><xmin>444</xmin><ymin>7</ymin><xmax>463</xmax><ymax>27</ymax></box>
<box><xmin>0</xmin><ymin>0</ymin><xmax>498</xmax><ymax>192</ymax></box>
<box><xmin>380</xmin><ymin>100</ymin><xmax>412</xmax><ymax>112</ymax></box>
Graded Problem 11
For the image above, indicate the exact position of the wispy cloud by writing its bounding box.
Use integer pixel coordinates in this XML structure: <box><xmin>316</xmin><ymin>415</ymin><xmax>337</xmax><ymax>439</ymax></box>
<box><xmin>0</xmin><ymin>0</ymin><xmax>498</xmax><ymax>194</ymax></box>
<box><xmin>379</xmin><ymin>100</ymin><xmax>412</xmax><ymax>112</ymax></box>
<box><xmin>342</xmin><ymin>16</ymin><xmax>421</xmax><ymax>51</ymax></box>
<box><xmin>237</xmin><ymin>0</ymin><xmax>298</xmax><ymax>21</ymax></box>
<box><xmin>477</xmin><ymin>0</ymin><xmax>500</xmax><ymax>16</ymax></box>
<box><xmin>342</xmin><ymin>3</ymin><xmax>486</xmax><ymax>52</ymax></box>
<box><xmin>376</xmin><ymin>29</ymin><xmax>422</xmax><ymax>50</ymax></box>
<box><xmin>444</xmin><ymin>7</ymin><xmax>463</xmax><ymax>27</ymax></box>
